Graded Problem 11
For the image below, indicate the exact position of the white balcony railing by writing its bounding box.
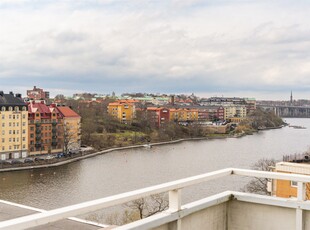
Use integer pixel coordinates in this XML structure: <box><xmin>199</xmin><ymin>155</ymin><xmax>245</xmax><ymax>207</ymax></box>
<box><xmin>1</xmin><ymin>168</ymin><xmax>310</xmax><ymax>230</ymax></box>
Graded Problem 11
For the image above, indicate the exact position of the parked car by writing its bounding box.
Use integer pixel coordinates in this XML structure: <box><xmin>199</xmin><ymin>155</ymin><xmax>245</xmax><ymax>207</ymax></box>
<box><xmin>56</xmin><ymin>153</ymin><xmax>64</xmax><ymax>158</ymax></box>
<box><xmin>24</xmin><ymin>158</ymin><xmax>34</xmax><ymax>163</ymax></box>
<box><xmin>0</xmin><ymin>160</ymin><xmax>11</xmax><ymax>165</ymax></box>
<box><xmin>34</xmin><ymin>157</ymin><xmax>45</xmax><ymax>162</ymax></box>
<box><xmin>46</xmin><ymin>155</ymin><xmax>55</xmax><ymax>160</ymax></box>
<box><xmin>11</xmin><ymin>159</ymin><xmax>23</xmax><ymax>164</ymax></box>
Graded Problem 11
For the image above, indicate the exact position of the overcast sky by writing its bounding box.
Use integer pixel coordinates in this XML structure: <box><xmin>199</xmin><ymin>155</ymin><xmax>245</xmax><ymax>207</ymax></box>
<box><xmin>1</xmin><ymin>0</ymin><xmax>310</xmax><ymax>100</ymax></box>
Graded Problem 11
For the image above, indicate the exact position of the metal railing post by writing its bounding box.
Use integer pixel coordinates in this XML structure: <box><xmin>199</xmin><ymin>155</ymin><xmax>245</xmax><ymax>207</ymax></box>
<box><xmin>296</xmin><ymin>181</ymin><xmax>306</xmax><ymax>230</ymax></box>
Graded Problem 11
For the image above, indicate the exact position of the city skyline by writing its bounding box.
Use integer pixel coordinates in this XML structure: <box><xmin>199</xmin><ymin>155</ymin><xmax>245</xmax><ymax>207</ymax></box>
<box><xmin>1</xmin><ymin>0</ymin><xmax>310</xmax><ymax>100</ymax></box>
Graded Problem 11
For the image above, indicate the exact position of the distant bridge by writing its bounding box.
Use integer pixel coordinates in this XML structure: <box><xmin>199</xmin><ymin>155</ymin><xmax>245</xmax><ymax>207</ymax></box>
<box><xmin>259</xmin><ymin>105</ymin><xmax>310</xmax><ymax>118</ymax></box>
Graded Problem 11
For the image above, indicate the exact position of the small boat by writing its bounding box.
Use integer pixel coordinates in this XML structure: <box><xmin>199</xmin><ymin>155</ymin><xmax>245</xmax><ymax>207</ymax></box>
<box><xmin>143</xmin><ymin>144</ymin><xmax>152</xmax><ymax>149</ymax></box>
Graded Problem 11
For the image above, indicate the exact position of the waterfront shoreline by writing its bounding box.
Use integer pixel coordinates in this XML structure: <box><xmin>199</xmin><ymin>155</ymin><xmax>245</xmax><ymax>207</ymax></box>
<box><xmin>0</xmin><ymin>137</ymin><xmax>208</xmax><ymax>173</ymax></box>
<box><xmin>0</xmin><ymin>126</ymin><xmax>283</xmax><ymax>173</ymax></box>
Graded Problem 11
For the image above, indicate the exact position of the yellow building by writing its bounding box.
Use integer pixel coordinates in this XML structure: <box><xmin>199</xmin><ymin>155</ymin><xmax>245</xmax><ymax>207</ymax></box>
<box><xmin>108</xmin><ymin>100</ymin><xmax>136</xmax><ymax>124</ymax></box>
<box><xmin>0</xmin><ymin>92</ymin><xmax>28</xmax><ymax>160</ymax></box>
<box><xmin>223</xmin><ymin>106</ymin><xmax>247</xmax><ymax>120</ymax></box>
<box><xmin>57</xmin><ymin>106</ymin><xmax>81</xmax><ymax>153</ymax></box>
<box><xmin>273</xmin><ymin>162</ymin><xmax>310</xmax><ymax>199</ymax></box>
<box><xmin>169</xmin><ymin>108</ymin><xmax>198</xmax><ymax>122</ymax></box>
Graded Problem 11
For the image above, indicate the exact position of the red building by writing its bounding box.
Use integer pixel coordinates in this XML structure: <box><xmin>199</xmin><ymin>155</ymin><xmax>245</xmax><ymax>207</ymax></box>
<box><xmin>27</xmin><ymin>86</ymin><xmax>50</xmax><ymax>100</ymax></box>
<box><xmin>147</xmin><ymin>107</ymin><xmax>170</xmax><ymax>128</ymax></box>
<box><xmin>28</xmin><ymin>102</ymin><xmax>63</xmax><ymax>155</ymax></box>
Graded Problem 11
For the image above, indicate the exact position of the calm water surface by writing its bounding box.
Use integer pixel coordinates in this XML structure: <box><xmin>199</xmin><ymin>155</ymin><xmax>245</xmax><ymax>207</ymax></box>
<box><xmin>0</xmin><ymin>118</ymin><xmax>309</xmax><ymax>210</ymax></box>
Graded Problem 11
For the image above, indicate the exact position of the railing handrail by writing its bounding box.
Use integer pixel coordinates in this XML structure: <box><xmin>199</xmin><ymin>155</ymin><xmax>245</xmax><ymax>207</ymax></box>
<box><xmin>1</xmin><ymin>168</ymin><xmax>310</xmax><ymax>230</ymax></box>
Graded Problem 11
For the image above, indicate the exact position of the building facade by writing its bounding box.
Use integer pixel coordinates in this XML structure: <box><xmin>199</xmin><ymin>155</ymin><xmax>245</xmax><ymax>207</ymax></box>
<box><xmin>57</xmin><ymin>106</ymin><xmax>81</xmax><ymax>153</ymax></box>
<box><xmin>28</xmin><ymin>102</ymin><xmax>63</xmax><ymax>155</ymax></box>
<box><xmin>0</xmin><ymin>92</ymin><xmax>28</xmax><ymax>160</ymax></box>
<box><xmin>273</xmin><ymin>162</ymin><xmax>310</xmax><ymax>199</ymax></box>
<box><xmin>146</xmin><ymin>107</ymin><xmax>170</xmax><ymax>128</ymax></box>
<box><xmin>27</xmin><ymin>86</ymin><xmax>50</xmax><ymax>100</ymax></box>
<box><xmin>108</xmin><ymin>100</ymin><xmax>136</xmax><ymax>124</ymax></box>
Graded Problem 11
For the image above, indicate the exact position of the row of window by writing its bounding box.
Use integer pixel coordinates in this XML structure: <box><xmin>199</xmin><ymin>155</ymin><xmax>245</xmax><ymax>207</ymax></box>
<box><xmin>30</xmin><ymin>126</ymin><xmax>56</xmax><ymax>131</ymax></box>
<box><xmin>1</xmin><ymin>130</ymin><xmax>26</xmax><ymax>135</ymax></box>
<box><xmin>1</xmin><ymin>145</ymin><xmax>26</xmax><ymax>151</ymax></box>
<box><xmin>1</xmin><ymin>137</ymin><xmax>26</xmax><ymax>143</ymax></box>
<box><xmin>1</xmin><ymin>114</ymin><xmax>27</xmax><ymax>120</ymax></box>
<box><xmin>30</xmin><ymin>139</ymin><xmax>59</xmax><ymax>144</ymax></box>
<box><xmin>29</xmin><ymin>133</ymin><xmax>59</xmax><ymax>138</ymax></box>
<box><xmin>0</xmin><ymin>106</ymin><xmax>27</xmax><ymax>112</ymax></box>
<box><xmin>1</xmin><ymin>122</ymin><xmax>26</xmax><ymax>127</ymax></box>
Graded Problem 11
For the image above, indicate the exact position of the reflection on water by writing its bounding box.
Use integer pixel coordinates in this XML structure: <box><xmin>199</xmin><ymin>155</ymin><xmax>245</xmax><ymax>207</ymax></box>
<box><xmin>0</xmin><ymin>118</ymin><xmax>310</xmax><ymax>210</ymax></box>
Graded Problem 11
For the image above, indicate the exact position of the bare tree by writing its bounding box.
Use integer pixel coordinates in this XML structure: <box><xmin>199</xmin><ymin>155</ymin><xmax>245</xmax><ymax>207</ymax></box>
<box><xmin>243</xmin><ymin>158</ymin><xmax>276</xmax><ymax>195</ymax></box>
<box><xmin>124</xmin><ymin>193</ymin><xmax>169</xmax><ymax>220</ymax></box>
<box><xmin>63</xmin><ymin>123</ymin><xmax>79</xmax><ymax>155</ymax></box>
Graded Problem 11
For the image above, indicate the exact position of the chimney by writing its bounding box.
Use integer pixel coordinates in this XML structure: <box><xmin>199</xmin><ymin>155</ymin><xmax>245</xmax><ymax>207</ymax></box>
<box><xmin>34</xmin><ymin>86</ymin><xmax>37</xmax><ymax>90</ymax></box>
<box><xmin>9</xmin><ymin>91</ymin><xmax>14</xmax><ymax>95</ymax></box>
<box><xmin>0</xmin><ymin>91</ymin><xmax>3</xmax><ymax>96</ymax></box>
<box><xmin>171</xmin><ymin>95</ymin><xmax>175</xmax><ymax>106</ymax></box>
<box><xmin>15</xmin><ymin>93</ymin><xmax>22</xmax><ymax>98</ymax></box>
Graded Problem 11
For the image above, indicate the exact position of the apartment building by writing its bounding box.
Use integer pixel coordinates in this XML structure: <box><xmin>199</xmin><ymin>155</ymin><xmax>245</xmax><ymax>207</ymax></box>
<box><xmin>223</xmin><ymin>106</ymin><xmax>247</xmax><ymax>120</ymax></box>
<box><xmin>169</xmin><ymin>108</ymin><xmax>198</xmax><ymax>122</ymax></box>
<box><xmin>28</xmin><ymin>102</ymin><xmax>63</xmax><ymax>155</ymax></box>
<box><xmin>108</xmin><ymin>100</ymin><xmax>136</xmax><ymax>124</ymax></box>
<box><xmin>146</xmin><ymin>107</ymin><xmax>170</xmax><ymax>128</ymax></box>
<box><xmin>272</xmin><ymin>162</ymin><xmax>310</xmax><ymax>199</ymax></box>
<box><xmin>27</xmin><ymin>86</ymin><xmax>50</xmax><ymax>100</ymax></box>
<box><xmin>0</xmin><ymin>92</ymin><xmax>28</xmax><ymax>160</ymax></box>
<box><xmin>57</xmin><ymin>106</ymin><xmax>81</xmax><ymax>153</ymax></box>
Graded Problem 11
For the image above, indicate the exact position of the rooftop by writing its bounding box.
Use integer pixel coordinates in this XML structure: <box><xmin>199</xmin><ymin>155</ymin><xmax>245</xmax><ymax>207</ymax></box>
<box><xmin>57</xmin><ymin>106</ymin><xmax>80</xmax><ymax>118</ymax></box>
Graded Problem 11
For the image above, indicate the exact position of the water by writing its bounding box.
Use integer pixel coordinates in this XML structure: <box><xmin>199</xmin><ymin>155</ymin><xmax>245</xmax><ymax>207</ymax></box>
<box><xmin>0</xmin><ymin>118</ymin><xmax>309</xmax><ymax>210</ymax></box>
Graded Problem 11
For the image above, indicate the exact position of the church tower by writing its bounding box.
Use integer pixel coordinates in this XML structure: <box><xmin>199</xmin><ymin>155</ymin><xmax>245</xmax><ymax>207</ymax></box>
<box><xmin>290</xmin><ymin>91</ymin><xmax>293</xmax><ymax>104</ymax></box>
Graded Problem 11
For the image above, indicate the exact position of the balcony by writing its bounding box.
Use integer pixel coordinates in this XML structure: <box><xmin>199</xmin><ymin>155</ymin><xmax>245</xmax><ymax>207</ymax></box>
<box><xmin>0</xmin><ymin>168</ymin><xmax>309</xmax><ymax>230</ymax></box>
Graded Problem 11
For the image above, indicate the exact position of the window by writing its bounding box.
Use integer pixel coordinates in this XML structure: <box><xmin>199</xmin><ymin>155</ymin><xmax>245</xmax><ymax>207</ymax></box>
<box><xmin>1</xmin><ymin>123</ymin><xmax>4</xmax><ymax>127</ymax></box>
<box><xmin>1</xmin><ymin>107</ymin><xmax>5</xmax><ymax>111</ymax></box>
<box><xmin>22</xmin><ymin>114</ymin><xmax>26</xmax><ymax>119</ymax></box>
<box><xmin>1</xmin><ymin>146</ymin><xmax>4</xmax><ymax>151</ymax></box>
<box><xmin>291</xmin><ymin>181</ymin><xmax>298</xmax><ymax>187</ymax></box>
<box><xmin>22</xmin><ymin>106</ymin><xmax>26</xmax><ymax>111</ymax></box>
<box><xmin>9</xmin><ymin>138</ymin><xmax>11</xmax><ymax>142</ymax></box>
<box><xmin>1</xmin><ymin>130</ymin><xmax>4</xmax><ymax>135</ymax></box>
<box><xmin>14</xmin><ymin>106</ymin><xmax>19</xmax><ymax>112</ymax></box>
<box><xmin>1</xmin><ymin>138</ymin><xmax>4</xmax><ymax>143</ymax></box>
<box><xmin>22</xmin><ymin>137</ymin><xmax>25</xmax><ymax>142</ymax></box>
<box><xmin>22</xmin><ymin>144</ymin><xmax>26</xmax><ymax>149</ymax></box>
<box><xmin>13</xmin><ymin>115</ymin><xmax>15</xmax><ymax>119</ymax></box>
<box><xmin>9</xmin><ymin>115</ymin><xmax>12</xmax><ymax>119</ymax></box>
<box><xmin>9</xmin><ymin>130</ymin><xmax>12</xmax><ymax>134</ymax></box>
<box><xmin>8</xmin><ymin>106</ymin><xmax>12</xmax><ymax>111</ymax></box>
<box><xmin>22</xmin><ymin>122</ymin><xmax>25</xmax><ymax>126</ymax></box>
<box><xmin>22</xmin><ymin>129</ymin><xmax>26</xmax><ymax>134</ymax></box>
<box><xmin>1</xmin><ymin>115</ymin><xmax>4</xmax><ymax>119</ymax></box>
<box><xmin>9</xmin><ymin>122</ymin><xmax>11</xmax><ymax>127</ymax></box>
